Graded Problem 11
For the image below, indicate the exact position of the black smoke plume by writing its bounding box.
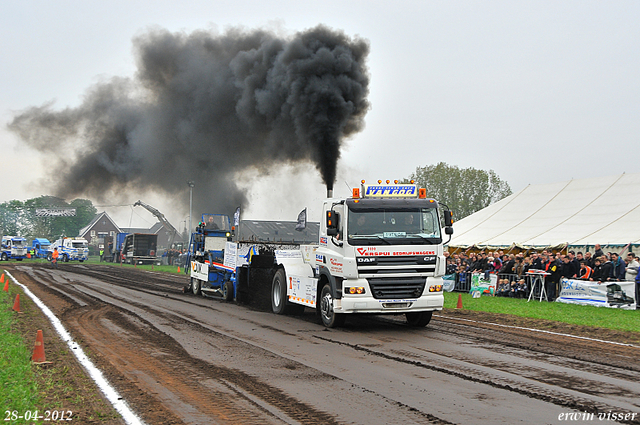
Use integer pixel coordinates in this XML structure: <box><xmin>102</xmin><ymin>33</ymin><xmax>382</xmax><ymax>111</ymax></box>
<box><xmin>9</xmin><ymin>25</ymin><xmax>370</xmax><ymax>216</ymax></box>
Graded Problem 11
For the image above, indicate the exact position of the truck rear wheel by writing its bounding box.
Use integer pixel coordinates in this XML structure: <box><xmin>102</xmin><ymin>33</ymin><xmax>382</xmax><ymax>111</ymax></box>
<box><xmin>192</xmin><ymin>278</ymin><xmax>201</xmax><ymax>296</ymax></box>
<box><xmin>318</xmin><ymin>283</ymin><xmax>346</xmax><ymax>328</ymax></box>
<box><xmin>63</xmin><ymin>254</ymin><xmax>69</xmax><ymax>262</ymax></box>
<box><xmin>405</xmin><ymin>311</ymin><xmax>432</xmax><ymax>327</ymax></box>
<box><xmin>271</xmin><ymin>269</ymin><xmax>288</xmax><ymax>314</ymax></box>
<box><xmin>271</xmin><ymin>269</ymin><xmax>305</xmax><ymax>315</ymax></box>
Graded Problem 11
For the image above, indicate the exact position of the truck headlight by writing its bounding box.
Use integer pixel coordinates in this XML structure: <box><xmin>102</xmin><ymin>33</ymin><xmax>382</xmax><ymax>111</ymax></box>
<box><xmin>345</xmin><ymin>286</ymin><xmax>366</xmax><ymax>295</ymax></box>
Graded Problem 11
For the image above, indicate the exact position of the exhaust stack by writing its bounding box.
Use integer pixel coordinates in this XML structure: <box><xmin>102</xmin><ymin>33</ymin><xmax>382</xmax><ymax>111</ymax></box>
<box><xmin>327</xmin><ymin>187</ymin><xmax>334</xmax><ymax>198</ymax></box>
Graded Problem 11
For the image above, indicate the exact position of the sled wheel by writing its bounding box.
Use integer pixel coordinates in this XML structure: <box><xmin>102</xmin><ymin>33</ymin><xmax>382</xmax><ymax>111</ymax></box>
<box><xmin>223</xmin><ymin>281</ymin><xmax>234</xmax><ymax>301</ymax></box>
<box><xmin>192</xmin><ymin>278</ymin><xmax>201</xmax><ymax>296</ymax></box>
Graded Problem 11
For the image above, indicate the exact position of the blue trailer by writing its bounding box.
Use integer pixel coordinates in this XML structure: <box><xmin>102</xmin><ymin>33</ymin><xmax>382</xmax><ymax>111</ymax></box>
<box><xmin>107</xmin><ymin>232</ymin><xmax>129</xmax><ymax>262</ymax></box>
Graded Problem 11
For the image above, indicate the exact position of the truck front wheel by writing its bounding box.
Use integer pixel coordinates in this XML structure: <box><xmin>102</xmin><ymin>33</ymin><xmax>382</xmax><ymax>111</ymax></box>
<box><xmin>405</xmin><ymin>311</ymin><xmax>432</xmax><ymax>327</ymax></box>
<box><xmin>1</xmin><ymin>253</ymin><xmax>7</xmax><ymax>261</ymax></box>
<box><xmin>318</xmin><ymin>283</ymin><xmax>345</xmax><ymax>328</ymax></box>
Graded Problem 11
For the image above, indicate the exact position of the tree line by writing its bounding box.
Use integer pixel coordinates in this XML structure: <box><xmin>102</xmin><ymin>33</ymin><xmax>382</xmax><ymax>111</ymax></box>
<box><xmin>405</xmin><ymin>162</ymin><xmax>512</xmax><ymax>220</ymax></box>
<box><xmin>0</xmin><ymin>196</ymin><xmax>96</xmax><ymax>242</ymax></box>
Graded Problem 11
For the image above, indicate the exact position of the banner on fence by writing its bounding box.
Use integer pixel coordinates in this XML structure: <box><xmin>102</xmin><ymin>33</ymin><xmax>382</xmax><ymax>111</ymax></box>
<box><xmin>443</xmin><ymin>274</ymin><xmax>456</xmax><ymax>292</ymax></box>
<box><xmin>469</xmin><ymin>273</ymin><xmax>498</xmax><ymax>296</ymax></box>
<box><xmin>557</xmin><ymin>278</ymin><xmax>637</xmax><ymax>310</ymax></box>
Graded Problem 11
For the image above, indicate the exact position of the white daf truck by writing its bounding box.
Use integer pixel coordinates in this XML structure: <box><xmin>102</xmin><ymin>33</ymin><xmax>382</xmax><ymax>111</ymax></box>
<box><xmin>194</xmin><ymin>181</ymin><xmax>454</xmax><ymax>328</ymax></box>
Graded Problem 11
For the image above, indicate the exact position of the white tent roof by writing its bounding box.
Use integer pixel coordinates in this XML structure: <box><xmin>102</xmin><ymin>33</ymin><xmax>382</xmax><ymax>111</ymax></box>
<box><xmin>450</xmin><ymin>172</ymin><xmax>640</xmax><ymax>247</ymax></box>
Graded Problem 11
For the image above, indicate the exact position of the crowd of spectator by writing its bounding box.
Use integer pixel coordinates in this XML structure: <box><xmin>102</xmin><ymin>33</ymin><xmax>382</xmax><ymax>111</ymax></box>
<box><xmin>445</xmin><ymin>243</ymin><xmax>640</xmax><ymax>302</ymax></box>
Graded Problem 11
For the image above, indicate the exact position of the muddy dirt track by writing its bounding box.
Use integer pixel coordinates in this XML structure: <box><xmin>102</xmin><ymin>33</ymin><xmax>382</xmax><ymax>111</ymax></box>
<box><xmin>6</xmin><ymin>263</ymin><xmax>640</xmax><ymax>424</ymax></box>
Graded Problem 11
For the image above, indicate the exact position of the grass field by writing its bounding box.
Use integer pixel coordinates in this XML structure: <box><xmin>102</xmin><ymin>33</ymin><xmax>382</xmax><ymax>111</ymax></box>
<box><xmin>0</xmin><ymin>279</ymin><xmax>40</xmax><ymax>414</ymax></box>
<box><xmin>443</xmin><ymin>291</ymin><xmax>640</xmax><ymax>333</ymax></box>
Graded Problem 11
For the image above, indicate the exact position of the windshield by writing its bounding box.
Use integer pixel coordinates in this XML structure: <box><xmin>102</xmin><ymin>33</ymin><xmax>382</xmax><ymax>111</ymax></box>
<box><xmin>201</xmin><ymin>214</ymin><xmax>230</xmax><ymax>231</ymax></box>
<box><xmin>13</xmin><ymin>240</ymin><xmax>26</xmax><ymax>248</ymax></box>
<box><xmin>347</xmin><ymin>207</ymin><xmax>441</xmax><ymax>245</ymax></box>
<box><xmin>72</xmin><ymin>241</ymin><xmax>88</xmax><ymax>248</ymax></box>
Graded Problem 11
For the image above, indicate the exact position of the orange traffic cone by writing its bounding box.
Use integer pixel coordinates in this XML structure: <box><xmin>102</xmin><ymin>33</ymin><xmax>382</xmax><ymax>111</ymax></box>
<box><xmin>177</xmin><ymin>266</ymin><xmax>181</xmax><ymax>273</ymax></box>
<box><xmin>456</xmin><ymin>293</ymin><xmax>463</xmax><ymax>309</ymax></box>
<box><xmin>12</xmin><ymin>294</ymin><xmax>21</xmax><ymax>312</ymax></box>
<box><xmin>2</xmin><ymin>274</ymin><xmax>8</xmax><ymax>292</ymax></box>
<box><xmin>1</xmin><ymin>273</ymin><xmax>5</xmax><ymax>283</ymax></box>
<box><xmin>32</xmin><ymin>330</ymin><xmax>46</xmax><ymax>363</ymax></box>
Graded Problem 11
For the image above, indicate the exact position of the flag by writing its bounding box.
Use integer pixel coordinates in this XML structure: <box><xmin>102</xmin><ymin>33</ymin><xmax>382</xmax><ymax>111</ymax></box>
<box><xmin>295</xmin><ymin>208</ymin><xmax>307</xmax><ymax>231</ymax></box>
<box><xmin>233</xmin><ymin>207</ymin><xmax>240</xmax><ymax>227</ymax></box>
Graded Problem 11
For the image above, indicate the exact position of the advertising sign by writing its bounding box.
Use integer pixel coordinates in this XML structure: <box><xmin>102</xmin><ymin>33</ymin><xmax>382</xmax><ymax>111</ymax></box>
<box><xmin>223</xmin><ymin>242</ymin><xmax>237</xmax><ymax>270</ymax></box>
<box><xmin>557</xmin><ymin>278</ymin><xmax>636</xmax><ymax>310</ymax></box>
<box><xmin>190</xmin><ymin>261</ymin><xmax>209</xmax><ymax>281</ymax></box>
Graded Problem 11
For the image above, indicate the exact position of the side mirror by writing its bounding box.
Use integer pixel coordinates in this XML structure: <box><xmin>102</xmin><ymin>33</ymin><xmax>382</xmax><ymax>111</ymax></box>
<box><xmin>326</xmin><ymin>210</ymin><xmax>339</xmax><ymax>236</ymax></box>
<box><xmin>444</xmin><ymin>210</ymin><xmax>454</xmax><ymax>227</ymax></box>
<box><xmin>445</xmin><ymin>226</ymin><xmax>454</xmax><ymax>235</ymax></box>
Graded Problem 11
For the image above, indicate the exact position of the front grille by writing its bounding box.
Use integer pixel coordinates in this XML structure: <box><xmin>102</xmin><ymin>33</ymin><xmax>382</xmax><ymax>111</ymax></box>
<box><xmin>367</xmin><ymin>277</ymin><xmax>426</xmax><ymax>299</ymax></box>
<box><xmin>357</xmin><ymin>255</ymin><xmax>436</xmax><ymax>277</ymax></box>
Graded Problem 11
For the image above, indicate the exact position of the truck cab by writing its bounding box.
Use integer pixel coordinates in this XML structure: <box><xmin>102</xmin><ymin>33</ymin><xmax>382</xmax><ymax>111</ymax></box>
<box><xmin>274</xmin><ymin>181</ymin><xmax>453</xmax><ymax>327</ymax></box>
<box><xmin>1</xmin><ymin>236</ymin><xmax>28</xmax><ymax>261</ymax></box>
<box><xmin>30</xmin><ymin>238</ymin><xmax>51</xmax><ymax>258</ymax></box>
<box><xmin>49</xmin><ymin>237</ymin><xmax>89</xmax><ymax>262</ymax></box>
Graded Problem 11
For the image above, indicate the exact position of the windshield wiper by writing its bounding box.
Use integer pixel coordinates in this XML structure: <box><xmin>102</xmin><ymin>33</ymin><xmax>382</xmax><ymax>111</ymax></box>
<box><xmin>406</xmin><ymin>234</ymin><xmax>441</xmax><ymax>244</ymax></box>
<box><xmin>349</xmin><ymin>234</ymin><xmax>392</xmax><ymax>244</ymax></box>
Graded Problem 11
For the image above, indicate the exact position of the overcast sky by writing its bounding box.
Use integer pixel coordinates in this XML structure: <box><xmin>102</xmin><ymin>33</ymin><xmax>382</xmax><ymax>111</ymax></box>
<box><xmin>1</xmin><ymin>1</ymin><xmax>639</xmax><ymax>230</ymax></box>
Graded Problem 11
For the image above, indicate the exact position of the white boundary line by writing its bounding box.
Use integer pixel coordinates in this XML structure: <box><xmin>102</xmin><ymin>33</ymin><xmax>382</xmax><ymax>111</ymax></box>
<box><xmin>434</xmin><ymin>313</ymin><xmax>640</xmax><ymax>348</ymax></box>
<box><xmin>5</xmin><ymin>270</ymin><xmax>145</xmax><ymax>425</ymax></box>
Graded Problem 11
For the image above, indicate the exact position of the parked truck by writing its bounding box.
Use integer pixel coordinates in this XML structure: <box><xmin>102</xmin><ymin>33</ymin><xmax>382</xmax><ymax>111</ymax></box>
<box><xmin>48</xmin><ymin>237</ymin><xmax>89</xmax><ymax>262</ymax></box>
<box><xmin>30</xmin><ymin>238</ymin><xmax>51</xmax><ymax>258</ymax></box>
<box><xmin>184</xmin><ymin>181</ymin><xmax>454</xmax><ymax>328</ymax></box>
<box><xmin>1</xmin><ymin>235</ymin><xmax>28</xmax><ymax>261</ymax></box>
<box><xmin>120</xmin><ymin>233</ymin><xmax>158</xmax><ymax>265</ymax></box>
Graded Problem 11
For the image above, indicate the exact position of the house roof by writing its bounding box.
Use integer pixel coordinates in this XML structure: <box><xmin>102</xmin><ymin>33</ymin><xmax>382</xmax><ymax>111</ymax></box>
<box><xmin>78</xmin><ymin>212</ymin><xmax>122</xmax><ymax>237</ymax></box>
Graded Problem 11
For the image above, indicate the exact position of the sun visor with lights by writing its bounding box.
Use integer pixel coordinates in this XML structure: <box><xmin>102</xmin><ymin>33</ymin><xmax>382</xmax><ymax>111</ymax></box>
<box><xmin>362</xmin><ymin>184</ymin><xmax>418</xmax><ymax>198</ymax></box>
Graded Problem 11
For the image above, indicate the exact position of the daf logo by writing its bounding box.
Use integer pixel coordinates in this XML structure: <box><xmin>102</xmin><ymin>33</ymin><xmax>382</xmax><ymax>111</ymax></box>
<box><xmin>357</xmin><ymin>257</ymin><xmax>376</xmax><ymax>263</ymax></box>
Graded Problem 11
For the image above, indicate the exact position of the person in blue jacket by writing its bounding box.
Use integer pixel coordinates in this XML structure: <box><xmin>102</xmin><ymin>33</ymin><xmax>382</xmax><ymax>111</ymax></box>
<box><xmin>635</xmin><ymin>264</ymin><xmax>640</xmax><ymax>310</ymax></box>
<box><xmin>609</xmin><ymin>252</ymin><xmax>626</xmax><ymax>281</ymax></box>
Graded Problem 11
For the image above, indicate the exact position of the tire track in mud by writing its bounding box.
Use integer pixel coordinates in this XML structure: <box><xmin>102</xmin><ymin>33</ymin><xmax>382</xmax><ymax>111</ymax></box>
<box><xmin>311</xmin><ymin>334</ymin><xmax>640</xmax><ymax>422</ymax></box>
<box><xmin>71</xmin><ymin>305</ymin><xmax>341</xmax><ymax>425</ymax></box>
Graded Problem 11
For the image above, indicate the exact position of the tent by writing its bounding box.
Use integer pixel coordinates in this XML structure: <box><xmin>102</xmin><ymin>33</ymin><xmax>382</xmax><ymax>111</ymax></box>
<box><xmin>449</xmin><ymin>172</ymin><xmax>640</xmax><ymax>251</ymax></box>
